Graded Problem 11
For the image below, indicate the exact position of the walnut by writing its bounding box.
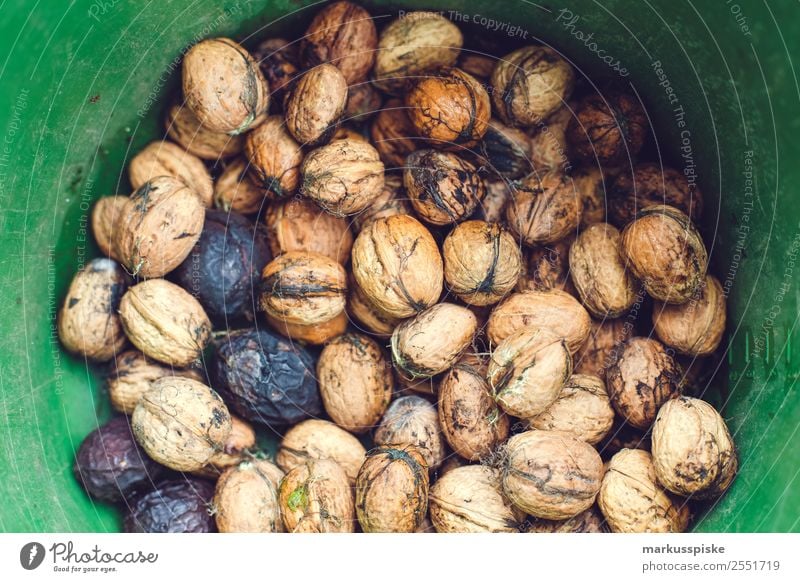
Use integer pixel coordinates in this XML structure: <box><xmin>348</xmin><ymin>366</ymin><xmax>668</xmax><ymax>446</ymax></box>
<box><xmin>527</xmin><ymin>507</ymin><xmax>608</xmax><ymax>533</ymax></box>
<box><xmin>279</xmin><ymin>458</ymin><xmax>356</xmax><ymax>533</ymax></box>
<box><xmin>244</xmin><ymin>115</ymin><xmax>304</xmax><ymax>199</ymax></box>
<box><xmin>196</xmin><ymin>415</ymin><xmax>257</xmax><ymax>478</ymax></box>
<box><xmin>131</xmin><ymin>376</ymin><xmax>232</xmax><ymax>471</ymax></box>
<box><xmin>344</xmin><ymin>82</ymin><xmax>383</xmax><ymax>123</ymax></box>
<box><xmin>318</xmin><ymin>333</ymin><xmax>393</xmax><ymax>433</ymax></box>
<box><xmin>128</xmin><ymin>140</ymin><xmax>214</xmax><ymax>206</ymax></box>
<box><xmin>347</xmin><ymin>276</ymin><xmax>402</xmax><ymax>337</ymax></box>
<box><xmin>165</xmin><ymin>103</ymin><xmax>243</xmax><ymax>160</ymax></box>
<box><xmin>91</xmin><ymin>196</ymin><xmax>128</xmax><ymax>262</ymax></box>
<box><xmin>213</xmin><ymin>158</ymin><xmax>266</xmax><ymax>214</ymax></box>
<box><xmin>214</xmin><ymin>460</ymin><xmax>285</xmax><ymax>532</ymax></box>
<box><xmin>182</xmin><ymin>38</ymin><xmax>269</xmax><ymax>135</ymax></box>
<box><xmin>476</xmin><ymin>118</ymin><xmax>533</xmax><ymax>179</ymax></box>
<box><xmin>502</xmin><ymin>430</ymin><xmax>603</xmax><ymax>519</ymax></box>
<box><xmin>598</xmin><ymin>449</ymin><xmax>690</xmax><ymax>532</ymax></box>
<box><xmin>277</xmin><ymin>419</ymin><xmax>367</xmax><ymax>484</ymax></box>
<box><xmin>369</xmin><ymin>99</ymin><xmax>418</xmax><ymax>168</ymax></box>
<box><xmin>606</xmin><ymin>337</ymin><xmax>682</xmax><ymax>430</ymax></box>
<box><xmin>516</xmin><ymin>237</ymin><xmax>573</xmax><ymax>293</ymax></box>
<box><xmin>352</xmin><ymin>174</ymin><xmax>411</xmax><ymax>232</ymax></box>
<box><xmin>265</xmin><ymin>311</ymin><xmax>348</xmax><ymax>346</ymax></box>
<box><xmin>475</xmin><ymin>180</ymin><xmax>512</xmax><ymax>223</ymax></box>
<box><xmin>599</xmin><ymin>421</ymin><xmax>651</xmax><ymax>460</ymax></box>
<box><xmin>285</xmin><ymin>64</ymin><xmax>348</xmax><ymax>147</ymax></box>
<box><xmin>573</xmin><ymin>317</ymin><xmax>632</xmax><ymax>379</ymax></box>
<box><xmin>573</xmin><ymin>166</ymin><xmax>607</xmax><ymax>227</ymax></box>
<box><xmin>457</xmin><ymin>53</ymin><xmax>496</xmax><ymax>81</ymax></box>
<box><xmin>491</xmin><ymin>46</ymin><xmax>575</xmax><ymax>128</ymax></box>
<box><xmin>651</xmin><ymin>396</ymin><xmax>737</xmax><ymax>498</ymax></box>
<box><xmin>253</xmin><ymin>38</ymin><xmax>299</xmax><ymax>106</ymax></box>
<box><xmin>374</xmin><ymin>395</ymin><xmax>446</xmax><ymax>470</ymax></box>
<box><xmin>118</xmin><ymin>279</ymin><xmax>211</xmax><ymax>367</ymax></box>
<box><xmin>529</xmin><ymin>110</ymin><xmax>571</xmax><ymax>173</ymax></box>
<box><xmin>506</xmin><ymin>172</ymin><xmax>580</xmax><ymax>245</ymax></box>
<box><xmin>620</xmin><ymin>205</ymin><xmax>708</xmax><ymax>304</ymax></box>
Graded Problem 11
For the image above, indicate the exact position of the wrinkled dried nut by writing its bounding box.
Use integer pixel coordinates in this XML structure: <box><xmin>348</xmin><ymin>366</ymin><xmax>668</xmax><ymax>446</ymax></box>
<box><xmin>244</xmin><ymin>115</ymin><xmax>304</xmax><ymax>199</ymax></box>
<box><xmin>443</xmin><ymin>220</ymin><xmax>521</xmax><ymax>306</ymax></box>
<box><xmin>124</xmin><ymin>478</ymin><xmax>216</xmax><ymax>533</ymax></box>
<box><xmin>491</xmin><ymin>46</ymin><xmax>575</xmax><ymax>128</ymax></box>
<box><xmin>652</xmin><ymin>275</ymin><xmax>726</xmax><ymax>356</ymax></box>
<box><xmin>183</xmin><ymin>38</ymin><xmax>269</xmax><ymax>135</ymax></box>
<box><xmin>457</xmin><ymin>53</ymin><xmax>495</xmax><ymax>80</ymax></box>
<box><xmin>369</xmin><ymin>99</ymin><xmax>418</xmax><ymax>168</ymax></box>
<box><xmin>114</xmin><ymin>176</ymin><xmax>205</xmax><ymax>278</ymax></box>
<box><xmin>351</xmin><ymin>215</ymin><xmax>443</xmax><ymax>318</ymax></box>
<box><xmin>374</xmin><ymin>396</ymin><xmax>446</xmax><ymax>470</ymax></box>
<box><xmin>213</xmin><ymin>158</ymin><xmax>266</xmax><ymax>214</ymax></box>
<box><xmin>476</xmin><ymin>118</ymin><xmax>533</xmax><ymax>179</ymax></box>
<box><xmin>406</xmin><ymin>68</ymin><xmax>490</xmax><ymax>147</ymax></box>
<box><xmin>430</xmin><ymin>466</ymin><xmax>524</xmax><ymax>533</ymax></box>
<box><xmin>527</xmin><ymin>507</ymin><xmax>608</xmax><ymax>533</ymax></box>
<box><xmin>277</xmin><ymin>419</ymin><xmax>367</xmax><ymax>483</ymax></box>
<box><xmin>165</xmin><ymin>103</ymin><xmax>243</xmax><ymax>160</ymax></box>
<box><xmin>487</xmin><ymin>329</ymin><xmax>571</xmax><ymax>419</ymax></box>
<box><xmin>566</xmin><ymin>92</ymin><xmax>648</xmax><ymax>166</ymax></box>
<box><xmin>404</xmin><ymin>149</ymin><xmax>486</xmax><ymax>225</ymax></box>
<box><xmin>391</xmin><ymin>303</ymin><xmax>477</xmax><ymax>378</ymax></box>
<box><xmin>352</xmin><ymin>174</ymin><xmax>411</xmax><ymax>231</ymax></box>
<box><xmin>573</xmin><ymin>166</ymin><xmax>607</xmax><ymax>226</ymax></box>
<box><xmin>652</xmin><ymin>397</ymin><xmax>737</xmax><ymax>498</ymax></box>
<box><xmin>347</xmin><ymin>277</ymin><xmax>402</xmax><ymax>337</ymax></box>
<box><xmin>128</xmin><ymin>141</ymin><xmax>214</xmax><ymax>207</ymax></box>
<box><xmin>345</xmin><ymin>83</ymin><xmax>382</xmax><ymax>123</ymax></box>
<box><xmin>606</xmin><ymin>337</ymin><xmax>682</xmax><ymax>430</ymax></box>
<box><xmin>438</xmin><ymin>357</ymin><xmax>509</xmax><ymax>461</ymax></box>
<box><xmin>573</xmin><ymin>317</ymin><xmax>632</xmax><ymax>379</ymax></box>
<box><xmin>502</xmin><ymin>430</ymin><xmax>603</xmax><ymax>519</ymax></box>
<box><xmin>569</xmin><ymin>223</ymin><xmax>638</xmax><ymax>317</ymax></box>
<box><xmin>197</xmin><ymin>415</ymin><xmax>257</xmax><ymax>477</ymax></box>
<box><xmin>214</xmin><ymin>460</ymin><xmax>285</xmax><ymax>532</ymax></box>
<box><xmin>300</xmin><ymin>1</ymin><xmax>377</xmax><ymax>84</ymax></box>
<box><xmin>487</xmin><ymin>289</ymin><xmax>591</xmax><ymax>353</ymax></box>
<box><xmin>506</xmin><ymin>172</ymin><xmax>580</xmax><ymax>245</ymax></box>
<box><xmin>318</xmin><ymin>333</ymin><xmax>393</xmax><ymax>433</ymax></box>
<box><xmin>285</xmin><ymin>64</ymin><xmax>348</xmax><ymax>146</ymax></box>
<box><xmin>609</xmin><ymin>163</ymin><xmax>703</xmax><ymax>227</ymax></box>
<box><xmin>355</xmin><ymin>444</ymin><xmax>430</xmax><ymax>532</ymax></box>
<box><xmin>529</xmin><ymin>113</ymin><xmax>571</xmax><ymax>173</ymax></box>
<box><xmin>259</xmin><ymin>251</ymin><xmax>348</xmax><ymax>325</ymax></box>
<box><xmin>266</xmin><ymin>310</ymin><xmax>349</xmax><ymax>346</ymax></box>
<box><xmin>253</xmin><ymin>38</ymin><xmax>299</xmax><ymax>106</ymax></box>
<box><xmin>598</xmin><ymin>449</ymin><xmax>690</xmax><ymax>533</ymax></box>
<box><xmin>620</xmin><ymin>205</ymin><xmax>708</xmax><ymax>304</ymax></box>
<box><xmin>373</xmin><ymin>12</ymin><xmax>462</xmax><ymax>94</ymax></box>
<box><xmin>131</xmin><ymin>376</ymin><xmax>232</xmax><ymax>472</ymax></box>
<box><xmin>91</xmin><ymin>196</ymin><xmax>128</xmax><ymax>261</ymax></box>
<box><xmin>279</xmin><ymin>458</ymin><xmax>356</xmax><ymax>533</ymax></box>
<box><xmin>58</xmin><ymin>258</ymin><xmax>129</xmax><ymax>362</ymax></box>
<box><xmin>516</xmin><ymin>237</ymin><xmax>573</xmax><ymax>293</ymax></box>
<box><xmin>476</xmin><ymin>180</ymin><xmax>511</xmax><ymax>223</ymax></box>
<box><xmin>529</xmin><ymin>374</ymin><xmax>614</xmax><ymax>444</ymax></box>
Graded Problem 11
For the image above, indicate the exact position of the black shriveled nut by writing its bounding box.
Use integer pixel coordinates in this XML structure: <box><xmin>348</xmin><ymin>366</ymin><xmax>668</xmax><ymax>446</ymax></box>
<box><xmin>124</xmin><ymin>478</ymin><xmax>216</xmax><ymax>533</ymax></box>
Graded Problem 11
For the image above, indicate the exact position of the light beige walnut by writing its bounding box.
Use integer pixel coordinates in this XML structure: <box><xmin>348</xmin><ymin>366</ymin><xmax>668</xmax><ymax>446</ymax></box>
<box><xmin>347</xmin><ymin>276</ymin><xmax>402</xmax><ymax>337</ymax></box>
<box><xmin>128</xmin><ymin>140</ymin><xmax>214</xmax><ymax>207</ymax></box>
<box><xmin>91</xmin><ymin>196</ymin><xmax>128</xmax><ymax>261</ymax></box>
<box><xmin>213</xmin><ymin>158</ymin><xmax>266</xmax><ymax>214</ymax></box>
<box><xmin>196</xmin><ymin>415</ymin><xmax>257</xmax><ymax>478</ymax></box>
<box><xmin>214</xmin><ymin>460</ymin><xmax>285</xmax><ymax>532</ymax></box>
<box><xmin>374</xmin><ymin>395</ymin><xmax>446</xmax><ymax>470</ymax></box>
<box><xmin>279</xmin><ymin>458</ymin><xmax>355</xmax><ymax>533</ymax></box>
<box><xmin>165</xmin><ymin>102</ymin><xmax>243</xmax><ymax>160</ymax></box>
<box><xmin>285</xmin><ymin>64</ymin><xmax>348</xmax><ymax>147</ymax></box>
<box><xmin>265</xmin><ymin>311</ymin><xmax>348</xmax><ymax>346</ymax></box>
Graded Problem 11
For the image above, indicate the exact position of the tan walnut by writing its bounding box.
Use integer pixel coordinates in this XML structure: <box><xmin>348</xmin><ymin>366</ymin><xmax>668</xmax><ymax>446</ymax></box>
<box><xmin>244</xmin><ymin>115</ymin><xmax>304</xmax><ymax>199</ymax></box>
<box><xmin>506</xmin><ymin>172</ymin><xmax>581</xmax><ymax>246</ymax></box>
<box><xmin>279</xmin><ymin>458</ymin><xmax>356</xmax><ymax>533</ymax></box>
<box><xmin>128</xmin><ymin>140</ymin><xmax>214</xmax><ymax>207</ymax></box>
<box><xmin>374</xmin><ymin>395</ymin><xmax>446</xmax><ymax>471</ymax></box>
<box><xmin>285</xmin><ymin>63</ymin><xmax>348</xmax><ymax>147</ymax></box>
<box><xmin>214</xmin><ymin>460</ymin><xmax>285</xmax><ymax>532</ymax></box>
<box><xmin>91</xmin><ymin>196</ymin><xmax>128</xmax><ymax>262</ymax></box>
<box><xmin>165</xmin><ymin>102</ymin><xmax>243</xmax><ymax>160</ymax></box>
<box><xmin>213</xmin><ymin>158</ymin><xmax>266</xmax><ymax>214</ymax></box>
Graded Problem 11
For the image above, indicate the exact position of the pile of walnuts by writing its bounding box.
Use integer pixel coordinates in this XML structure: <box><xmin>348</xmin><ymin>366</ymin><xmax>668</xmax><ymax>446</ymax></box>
<box><xmin>62</xmin><ymin>2</ymin><xmax>736</xmax><ymax>534</ymax></box>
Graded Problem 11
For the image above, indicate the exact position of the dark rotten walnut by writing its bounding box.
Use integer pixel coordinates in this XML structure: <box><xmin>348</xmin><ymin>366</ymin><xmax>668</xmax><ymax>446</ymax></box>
<box><xmin>124</xmin><ymin>478</ymin><xmax>216</xmax><ymax>533</ymax></box>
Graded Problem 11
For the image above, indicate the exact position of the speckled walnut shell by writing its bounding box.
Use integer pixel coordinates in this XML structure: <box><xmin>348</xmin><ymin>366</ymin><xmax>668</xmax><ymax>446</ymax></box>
<box><xmin>265</xmin><ymin>311</ymin><xmax>348</xmax><ymax>346</ymax></box>
<box><xmin>119</xmin><ymin>279</ymin><xmax>211</xmax><ymax>367</ymax></box>
<box><xmin>430</xmin><ymin>466</ymin><xmax>524</xmax><ymax>533</ymax></box>
<box><xmin>277</xmin><ymin>419</ymin><xmax>367</xmax><ymax>484</ymax></box>
<box><xmin>165</xmin><ymin>103</ymin><xmax>243</xmax><ymax>160</ymax></box>
<box><xmin>516</xmin><ymin>237</ymin><xmax>573</xmax><ymax>293</ymax></box>
<box><xmin>573</xmin><ymin>166</ymin><xmax>607</xmax><ymax>227</ymax></box>
<box><xmin>351</xmin><ymin>214</ymin><xmax>443</xmax><ymax>318</ymax></box>
<box><xmin>352</xmin><ymin>174</ymin><xmax>411</xmax><ymax>231</ymax></box>
<box><xmin>213</xmin><ymin>158</ymin><xmax>266</xmax><ymax>214</ymax></box>
<box><xmin>318</xmin><ymin>333</ymin><xmax>393</xmax><ymax>433</ymax></box>
<box><xmin>652</xmin><ymin>396</ymin><xmax>737</xmax><ymax>498</ymax></box>
<box><xmin>253</xmin><ymin>38</ymin><xmax>299</xmax><ymax>106</ymax></box>
<box><xmin>114</xmin><ymin>176</ymin><xmax>205</xmax><ymax>278</ymax></box>
<box><xmin>369</xmin><ymin>99</ymin><xmax>418</xmax><ymax>169</ymax></box>
<box><xmin>58</xmin><ymin>258</ymin><xmax>129</xmax><ymax>362</ymax></box>
<box><xmin>620</xmin><ymin>205</ymin><xmax>708</xmax><ymax>304</ymax></box>
<box><xmin>355</xmin><ymin>444</ymin><xmax>430</xmax><ymax>532</ymax></box>
<box><xmin>527</xmin><ymin>507</ymin><xmax>608</xmax><ymax>533</ymax></box>
<box><xmin>285</xmin><ymin>64</ymin><xmax>348</xmax><ymax>146</ymax></box>
<box><xmin>506</xmin><ymin>172</ymin><xmax>580</xmax><ymax>246</ymax></box>
<box><xmin>491</xmin><ymin>46</ymin><xmax>575</xmax><ymax>128</ymax></box>
<box><xmin>183</xmin><ymin>38</ymin><xmax>269</xmax><ymax>135</ymax></box>
<box><xmin>391</xmin><ymin>303</ymin><xmax>478</xmax><ymax>378</ymax></box>
<box><xmin>214</xmin><ymin>460</ymin><xmax>285</xmax><ymax>532</ymax></box>
<box><xmin>259</xmin><ymin>251</ymin><xmax>348</xmax><ymax>325</ymax></box>
<box><xmin>373</xmin><ymin>12</ymin><xmax>462</xmax><ymax>94</ymax></box>
<box><xmin>606</xmin><ymin>337</ymin><xmax>682</xmax><ymax>430</ymax></box>
<box><xmin>129</xmin><ymin>140</ymin><xmax>214</xmax><ymax>207</ymax></box>
<box><xmin>476</xmin><ymin>118</ymin><xmax>533</xmax><ymax>179</ymax></box>
<box><xmin>598</xmin><ymin>449</ymin><xmax>690</xmax><ymax>533</ymax></box>
<box><xmin>91</xmin><ymin>196</ymin><xmax>128</xmax><ymax>261</ymax></box>
<box><xmin>476</xmin><ymin>180</ymin><xmax>512</xmax><ymax>223</ymax></box>
<box><xmin>279</xmin><ymin>458</ymin><xmax>356</xmax><ymax>533</ymax></box>
<box><xmin>131</xmin><ymin>376</ymin><xmax>232</xmax><ymax>472</ymax></box>
<box><xmin>374</xmin><ymin>396</ymin><xmax>446</xmax><ymax>470</ymax></box>
<box><xmin>573</xmin><ymin>317</ymin><xmax>632</xmax><ymax>379</ymax></box>
<box><xmin>652</xmin><ymin>275</ymin><xmax>726</xmax><ymax>356</ymax></box>
<box><xmin>502</xmin><ymin>430</ymin><xmax>603</xmax><ymax>519</ymax></box>
<box><xmin>196</xmin><ymin>415</ymin><xmax>257</xmax><ymax>478</ymax></box>
<box><xmin>244</xmin><ymin>115</ymin><xmax>304</xmax><ymax>199</ymax></box>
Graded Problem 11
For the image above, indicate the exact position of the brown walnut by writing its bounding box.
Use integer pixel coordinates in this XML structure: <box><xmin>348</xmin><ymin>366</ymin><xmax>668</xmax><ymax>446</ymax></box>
<box><xmin>352</xmin><ymin>174</ymin><xmax>411</xmax><ymax>232</ymax></box>
<box><xmin>279</xmin><ymin>458</ymin><xmax>356</xmax><ymax>533</ymax></box>
<box><xmin>244</xmin><ymin>115</ymin><xmax>304</xmax><ymax>199</ymax></box>
<box><xmin>515</xmin><ymin>237</ymin><xmax>573</xmax><ymax>293</ymax></box>
<box><xmin>91</xmin><ymin>196</ymin><xmax>128</xmax><ymax>262</ymax></box>
<box><xmin>369</xmin><ymin>99</ymin><xmax>418</xmax><ymax>169</ymax></box>
<box><xmin>374</xmin><ymin>395</ymin><xmax>446</xmax><ymax>470</ymax></box>
<box><xmin>252</xmin><ymin>38</ymin><xmax>299</xmax><ymax>106</ymax></box>
<box><xmin>214</xmin><ymin>460</ymin><xmax>285</xmax><ymax>532</ymax></box>
<box><xmin>347</xmin><ymin>276</ymin><xmax>402</xmax><ymax>337</ymax></box>
<box><xmin>285</xmin><ymin>64</ymin><xmax>348</xmax><ymax>147</ymax></box>
<box><xmin>213</xmin><ymin>158</ymin><xmax>266</xmax><ymax>214</ymax></box>
<box><xmin>506</xmin><ymin>172</ymin><xmax>580</xmax><ymax>246</ymax></box>
<box><xmin>165</xmin><ymin>103</ymin><xmax>244</xmax><ymax>160</ymax></box>
<box><xmin>277</xmin><ymin>419</ymin><xmax>367</xmax><ymax>484</ymax></box>
<box><xmin>573</xmin><ymin>317</ymin><xmax>633</xmax><ymax>379</ymax></box>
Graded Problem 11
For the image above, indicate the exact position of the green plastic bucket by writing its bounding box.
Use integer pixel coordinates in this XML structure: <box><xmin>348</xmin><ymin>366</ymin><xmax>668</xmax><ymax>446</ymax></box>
<box><xmin>0</xmin><ymin>0</ymin><xmax>797</xmax><ymax>532</ymax></box>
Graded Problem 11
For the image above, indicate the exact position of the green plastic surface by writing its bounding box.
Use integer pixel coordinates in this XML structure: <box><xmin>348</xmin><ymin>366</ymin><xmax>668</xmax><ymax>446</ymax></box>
<box><xmin>0</xmin><ymin>0</ymin><xmax>797</xmax><ymax>532</ymax></box>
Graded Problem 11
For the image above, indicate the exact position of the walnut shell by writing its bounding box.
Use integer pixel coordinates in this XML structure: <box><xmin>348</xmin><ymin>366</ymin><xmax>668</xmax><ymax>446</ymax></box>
<box><xmin>285</xmin><ymin>64</ymin><xmax>348</xmax><ymax>146</ymax></box>
<box><xmin>391</xmin><ymin>303</ymin><xmax>477</xmax><ymax>378</ymax></box>
<box><xmin>253</xmin><ymin>38</ymin><xmax>299</xmax><ymax>106</ymax></box>
<box><xmin>506</xmin><ymin>172</ymin><xmax>580</xmax><ymax>246</ymax></box>
<box><xmin>265</xmin><ymin>197</ymin><xmax>353</xmax><ymax>264</ymax></box>
<box><xmin>620</xmin><ymin>205</ymin><xmax>708</xmax><ymax>304</ymax></box>
<box><xmin>374</xmin><ymin>395</ymin><xmax>446</xmax><ymax>470</ymax></box>
<box><xmin>369</xmin><ymin>99</ymin><xmax>418</xmax><ymax>169</ymax></box>
<box><xmin>318</xmin><ymin>333</ymin><xmax>393</xmax><ymax>433</ymax></box>
<box><xmin>213</xmin><ymin>158</ymin><xmax>266</xmax><ymax>214</ymax></box>
<box><xmin>351</xmin><ymin>214</ymin><xmax>443</xmax><ymax>318</ymax></box>
<box><xmin>165</xmin><ymin>102</ymin><xmax>243</xmax><ymax>160</ymax></box>
<box><xmin>300</xmin><ymin>1</ymin><xmax>377</xmax><ymax>84</ymax></box>
<box><xmin>502</xmin><ymin>430</ymin><xmax>603</xmax><ymax>519</ymax></box>
<box><xmin>352</xmin><ymin>174</ymin><xmax>411</xmax><ymax>231</ymax></box>
<box><xmin>355</xmin><ymin>444</ymin><xmax>430</xmax><ymax>532</ymax></box>
<box><xmin>652</xmin><ymin>275</ymin><xmax>726</xmax><ymax>356</ymax></box>
<box><xmin>131</xmin><ymin>376</ymin><xmax>232</xmax><ymax>471</ymax></box>
<box><xmin>529</xmin><ymin>113</ymin><xmax>571</xmax><ymax>173</ymax></box>
<box><xmin>373</xmin><ymin>12</ymin><xmax>462</xmax><ymax>94</ymax></box>
<box><xmin>476</xmin><ymin>180</ymin><xmax>512</xmax><ymax>223</ymax></box>
<box><xmin>527</xmin><ymin>507</ymin><xmax>608</xmax><ymax>533</ymax></box>
<box><xmin>91</xmin><ymin>196</ymin><xmax>128</xmax><ymax>261</ymax></box>
<box><xmin>457</xmin><ymin>53</ymin><xmax>495</xmax><ymax>80</ymax></box>
<box><xmin>197</xmin><ymin>415</ymin><xmax>257</xmax><ymax>477</ymax></box>
<box><xmin>443</xmin><ymin>220</ymin><xmax>521</xmax><ymax>306</ymax></box>
<box><xmin>114</xmin><ymin>176</ymin><xmax>205</xmax><ymax>278</ymax></box>
<box><xmin>430</xmin><ymin>466</ymin><xmax>524</xmax><ymax>533</ymax></box>
<box><xmin>345</xmin><ymin>82</ymin><xmax>383</xmax><ymax>123</ymax></box>
<box><xmin>347</xmin><ymin>276</ymin><xmax>402</xmax><ymax>337</ymax></box>
<box><xmin>118</xmin><ymin>279</ymin><xmax>211</xmax><ymax>367</ymax></box>
<box><xmin>58</xmin><ymin>258</ymin><xmax>129</xmax><ymax>362</ymax></box>
<box><xmin>573</xmin><ymin>166</ymin><xmax>607</xmax><ymax>227</ymax></box>
<box><xmin>214</xmin><ymin>460</ymin><xmax>285</xmax><ymax>532</ymax></box>
<box><xmin>183</xmin><ymin>38</ymin><xmax>269</xmax><ymax>135</ymax></box>
<box><xmin>128</xmin><ymin>140</ymin><xmax>214</xmax><ymax>207</ymax></box>
<box><xmin>516</xmin><ymin>237</ymin><xmax>573</xmax><ymax>293</ymax></box>
<box><xmin>491</xmin><ymin>46</ymin><xmax>575</xmax><ymax>128</ymax></box>
<box><xmin>244</xmin><ymin>115</ymin><xmax>304</xmax><ymax>199</ymax></box>
<box><xmin>476</xmin><ymin>118</ymin><xmax>534</xmax><ymax>179</ymax></box>
<box><xmin>573</xmin><ymin>317</ymin><xmax>632</xmax><ymax>379</ymax></box>
<box><xmin>598</xmin><ymin>449</ymin><xmax>690</xmax><ymax>533</ymax></box>
<box><xmin>265</xmin><ymin>310</ymin><xmax>348</xmax><ymax>346</ymax></box>
<box><xmin>277</xmin><ymin>419</ymin><xmax>367</xmax><ymax>484</ymax></box>
<box><xmin>606</xmin><ymin>337</ymin><xmax>682</xmax><ymax>430</ymax></box>
<box><xmin>259</xmin><ymin>251</ymin><xmax>348</xmax><ymax>325</ymax></box>
<box><xmin>651</xmin><ymin>397</ymin><xmax>737</xmax><ymax>498</ymax></box>
<box><xmin>279</xmin><ymin>458</ymin><xmax>356</xmax><ymax>533</ymax></box>
<box><xmin>487</xmin><ymin>289</ymin><xmax>591</xmax><ymax>353</ymax></box>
